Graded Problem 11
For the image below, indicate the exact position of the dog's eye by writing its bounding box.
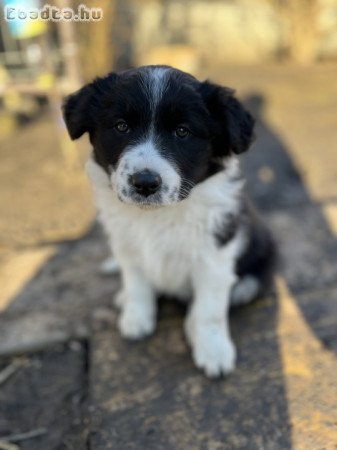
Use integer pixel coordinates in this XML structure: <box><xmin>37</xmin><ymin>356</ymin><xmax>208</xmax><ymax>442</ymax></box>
<box><xmin>175</xmin><ymin>126</ymin><xmax>190</xmax><ymax>138</ymax></box>
<box><xmin>115</xmin><ymin>121</ymin><xmax>130</xmax><ymax>133</ymax></box>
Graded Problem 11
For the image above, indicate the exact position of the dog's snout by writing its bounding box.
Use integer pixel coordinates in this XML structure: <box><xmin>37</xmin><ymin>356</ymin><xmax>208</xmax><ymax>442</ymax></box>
<box><xmin>129</xmin><ymin>170</ymin><xmax>162</xmax><ymax>197</ymax></box>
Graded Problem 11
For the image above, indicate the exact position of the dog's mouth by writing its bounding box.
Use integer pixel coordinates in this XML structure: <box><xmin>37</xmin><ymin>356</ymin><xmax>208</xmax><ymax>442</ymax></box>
<box><xmin>117</xmin><ymin>189</ymin><xmax>165</xmax><ymax>207</ymax></box>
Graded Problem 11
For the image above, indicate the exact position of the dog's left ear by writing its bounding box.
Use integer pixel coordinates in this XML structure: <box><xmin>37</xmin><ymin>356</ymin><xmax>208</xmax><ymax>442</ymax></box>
<box><xmin>62</xmin><ymin>84</ymin><xmax>95</xmax><ymax>140</ymax></box>
<box><xmin>198</xmin><ymin>81</ymin><xmax>255</xmax><ymax>156</ymax></box>
<box><xmin>62</xmin><ymin>72</ymin><xmax>118</xmax><ymax>140</ymax></box>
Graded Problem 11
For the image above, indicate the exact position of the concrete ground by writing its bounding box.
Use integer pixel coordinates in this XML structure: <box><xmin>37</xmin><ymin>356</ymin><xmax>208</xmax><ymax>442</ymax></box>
<box><xmin>0</xmin><ymin>64</ymin><xmax>337</xmax><ymax>450</ymax></box>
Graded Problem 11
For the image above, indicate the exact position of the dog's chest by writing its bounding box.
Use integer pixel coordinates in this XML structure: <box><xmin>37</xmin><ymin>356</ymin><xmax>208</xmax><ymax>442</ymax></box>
<box><xmin>91</xmin><ymin>164</ymin><xmax>242</xmax><ymax>297</ymax></box>
<box><xmin>105</xmin><ymin>201</ymin><xmax>211</xmax><ymax>297</ymax></box>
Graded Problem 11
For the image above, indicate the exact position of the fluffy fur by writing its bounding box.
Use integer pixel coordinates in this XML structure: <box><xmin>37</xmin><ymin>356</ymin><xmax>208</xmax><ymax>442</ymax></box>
<box><xmin>63</xmin><ymin>65</ymin><xmax>275</xmax><ymax>377</ymax></box>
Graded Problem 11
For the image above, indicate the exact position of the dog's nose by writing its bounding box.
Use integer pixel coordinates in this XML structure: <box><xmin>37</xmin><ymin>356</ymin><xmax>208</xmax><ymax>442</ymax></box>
<box><xmin>130</xmin><ymin>170</ymin><xmax>162</xmax><ymax>197</ymax></box>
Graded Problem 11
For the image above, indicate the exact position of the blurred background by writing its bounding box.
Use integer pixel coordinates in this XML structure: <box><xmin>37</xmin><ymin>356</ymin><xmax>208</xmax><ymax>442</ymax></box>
<box><xmin>1</xmin><ymin>1</ymin><xmax>337</xmax><ymax>449</ymax></box>
<box><xmin>1</xmin><ymin>0</ymin><xmax>337</xmax><ymax>246</ymax></box>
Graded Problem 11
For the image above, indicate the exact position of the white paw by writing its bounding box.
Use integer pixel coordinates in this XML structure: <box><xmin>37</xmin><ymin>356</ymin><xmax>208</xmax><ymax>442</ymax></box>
<box><xmin>118</xmin><ymin>306</ymin><xmax>156</xmax><ymax>340</ymax></box>
<box><xmin>185</xmin><ymin>319</ymin><xmax>236</xmax><ymax>378</ymax></box>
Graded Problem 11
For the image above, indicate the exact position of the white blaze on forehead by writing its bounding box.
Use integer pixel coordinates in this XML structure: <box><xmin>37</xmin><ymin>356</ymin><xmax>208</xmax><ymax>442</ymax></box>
<box><xmin>143</xmin><ymin>67</ymin><xmax>170</xmax><ymax>110</ymax></box>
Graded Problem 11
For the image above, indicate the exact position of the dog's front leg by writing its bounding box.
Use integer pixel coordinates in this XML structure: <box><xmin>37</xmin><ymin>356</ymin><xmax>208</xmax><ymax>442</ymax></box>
<box><xmin>117</xmin><ymin>267</ymin><xmax>156</xmax><ymax>340</ymax></box>
<box><xmin>185</xmin><ymin>262</ymin><xmax>237</xmax><ymax>378</ymax></box>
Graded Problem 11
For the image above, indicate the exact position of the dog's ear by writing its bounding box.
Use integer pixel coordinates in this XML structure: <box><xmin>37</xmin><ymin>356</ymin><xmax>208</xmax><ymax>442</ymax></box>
<box><xmin>62</xmin><ymin>73</ymin><xmax>118</xmax><ymax>140</ymax></box>
<box><xmin>62</xmin><ymin>84</ymin><xmax>95</xmax><ymax>140</ymax></box>
<box><xmin>198</xmin><ymin>81</ymin><xmax>255</xmax><ymax>156</ymax></box>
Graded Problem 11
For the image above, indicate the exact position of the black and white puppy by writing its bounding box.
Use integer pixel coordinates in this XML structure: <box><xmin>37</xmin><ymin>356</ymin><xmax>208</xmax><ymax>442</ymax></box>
<box><xmin>63</xmin><ymin>65</ymin><xmax>275</xmax><ymax>377</ymax></box>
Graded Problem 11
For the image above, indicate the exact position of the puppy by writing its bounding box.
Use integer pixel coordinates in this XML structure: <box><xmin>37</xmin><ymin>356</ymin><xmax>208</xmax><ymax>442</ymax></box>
<box><xmin>63</xmin><ymin>66</ymin><xmax>275</xmax><ymax>377</ymax></box>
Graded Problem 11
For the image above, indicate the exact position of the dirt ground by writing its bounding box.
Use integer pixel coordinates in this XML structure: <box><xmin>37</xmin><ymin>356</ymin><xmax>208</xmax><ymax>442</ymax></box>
<box><xmin>0</xmin><ymin>64</ymin><xmax>337</xmax><ymax>450</ymax></box>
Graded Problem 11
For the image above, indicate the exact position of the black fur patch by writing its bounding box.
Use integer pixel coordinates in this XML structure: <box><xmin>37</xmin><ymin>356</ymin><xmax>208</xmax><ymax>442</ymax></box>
<box><xmin>214</xmin><ymin>198</ymin><xmax>276</xmax><ymax>295</ymax></box>
<box><xmin>204</xmin><ymin>160</ymin><xmax>224</xmax><ymax>179</ymax></box>
<box><xmin>235</xmin><ymin>200</ymin><xmax>276</xmax><ymax>293</ymax></box>
<box><xmin>198</xmin><ymin>81</ymin><xmax>255</xmax><ymax>156</ymax></box>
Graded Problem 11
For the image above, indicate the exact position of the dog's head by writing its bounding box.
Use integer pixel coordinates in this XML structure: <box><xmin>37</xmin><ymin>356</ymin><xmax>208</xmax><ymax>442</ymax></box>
<box><xmin>63</xmin><ymin>66</ymin><xmax>254</xmax><ymax>207</ymax></box>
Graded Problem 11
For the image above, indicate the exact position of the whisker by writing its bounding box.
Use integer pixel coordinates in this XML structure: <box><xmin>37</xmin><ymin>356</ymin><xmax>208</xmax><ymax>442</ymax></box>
<box><xmin>180</xmin><ymin>178</ymin><xmax>196</xmax><ymax>189</ymax></box>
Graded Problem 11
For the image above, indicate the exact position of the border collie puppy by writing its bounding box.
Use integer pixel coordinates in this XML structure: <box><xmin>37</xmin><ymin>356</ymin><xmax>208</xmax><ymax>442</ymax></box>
<box><xmin>63</xmin><ymin>66</ymin><xmax>275</xmax><ymax>377</ymax></box>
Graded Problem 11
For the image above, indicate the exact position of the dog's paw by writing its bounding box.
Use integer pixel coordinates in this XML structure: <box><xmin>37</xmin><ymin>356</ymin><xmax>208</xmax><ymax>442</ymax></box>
<box><xmin>185</xmin><ymin>319</ymin><xmax>236</xmax><ymax>377</ymax></box>
<box><xmin>118</xmin><ymin>307</ymin><xmax>156</xmax><ymax>340</ymax></box>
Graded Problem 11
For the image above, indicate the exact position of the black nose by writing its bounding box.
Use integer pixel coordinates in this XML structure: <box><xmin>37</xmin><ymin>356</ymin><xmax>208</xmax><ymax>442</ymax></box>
<box><xmin>129</xmin><ymin>170</ymin><xmax>162</xmax><ymax>197</ymax></box>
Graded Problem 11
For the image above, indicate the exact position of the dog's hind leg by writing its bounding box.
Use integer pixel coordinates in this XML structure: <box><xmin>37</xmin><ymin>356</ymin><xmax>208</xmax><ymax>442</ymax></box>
<box><xmin>231</xmin><ymin>212</ymin><xmax>276</xmax><ymax>307</ymax></box>
<box><xmin>230</xmin><ymin>275</ymin><xmax>261</xmax><ymax>306</ymax></box>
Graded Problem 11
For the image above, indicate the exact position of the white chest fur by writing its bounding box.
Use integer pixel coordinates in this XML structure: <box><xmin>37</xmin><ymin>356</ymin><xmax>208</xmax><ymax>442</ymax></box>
<box><xmin>86</xmin><ymin>157</ymin><xmax>243</xmax><ymax>298</ymax></box>
<box><xmin>86</xmin><ymin>156</ymin><xmax>245</xmax><ymax>377</ymax></box>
